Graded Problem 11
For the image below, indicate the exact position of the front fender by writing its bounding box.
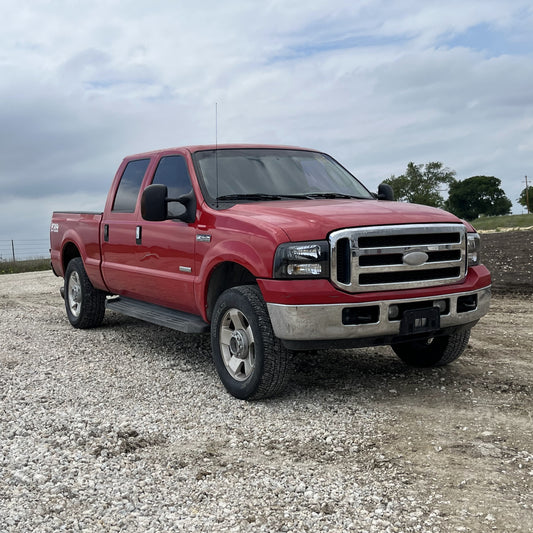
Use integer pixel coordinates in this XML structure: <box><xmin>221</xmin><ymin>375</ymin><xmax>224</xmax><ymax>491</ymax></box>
<box><xmin>193</xmin><ymin>237</ymin><xmax>276</xmax><ymax>321</ymax></box>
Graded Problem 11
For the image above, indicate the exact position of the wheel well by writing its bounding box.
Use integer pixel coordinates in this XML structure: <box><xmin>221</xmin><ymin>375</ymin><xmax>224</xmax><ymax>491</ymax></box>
<box><xmin>205</xmin><ymin>262</ymin><xmax>256</xmax><ymax>321</ymax></box>
<box><xmin>62</xmin><ymin>242</ymin><xmax>81</xmax><ymax>272</ymax></box>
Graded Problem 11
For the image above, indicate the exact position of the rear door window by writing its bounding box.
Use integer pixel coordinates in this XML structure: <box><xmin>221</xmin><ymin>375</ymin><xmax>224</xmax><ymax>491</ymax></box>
<box><xmin>112</xmin><ymin>159</ymin><xmax>150</xmax><ymax>212</ymax></box>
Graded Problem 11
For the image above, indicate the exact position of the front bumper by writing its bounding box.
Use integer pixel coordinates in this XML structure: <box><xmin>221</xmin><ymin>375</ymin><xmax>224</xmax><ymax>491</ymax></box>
<box><xmin>267</xmin><ymin>286</ymin><xmax>491</xmax><ymax>342</ymax></box>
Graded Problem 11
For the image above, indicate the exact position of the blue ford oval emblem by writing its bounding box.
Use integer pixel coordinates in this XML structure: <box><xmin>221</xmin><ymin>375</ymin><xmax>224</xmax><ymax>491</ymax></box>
<box><xmin>403</xmin><ymin>251</ymin><xmax>429</xmax><ymax>266</ymax></box>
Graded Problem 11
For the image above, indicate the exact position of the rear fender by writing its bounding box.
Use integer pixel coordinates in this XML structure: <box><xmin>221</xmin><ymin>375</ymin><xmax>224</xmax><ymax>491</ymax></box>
<box><xmin>60</xmin><ymin>228</ymin><xmax>107</xmax><ymax>291</ymax></box>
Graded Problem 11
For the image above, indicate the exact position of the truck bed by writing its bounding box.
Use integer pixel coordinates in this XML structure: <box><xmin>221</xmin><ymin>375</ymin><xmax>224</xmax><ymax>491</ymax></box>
<box><xmin>50</xmin><ymin>211</ymin><xmax>104</xmax><ymax>287</ymax></box>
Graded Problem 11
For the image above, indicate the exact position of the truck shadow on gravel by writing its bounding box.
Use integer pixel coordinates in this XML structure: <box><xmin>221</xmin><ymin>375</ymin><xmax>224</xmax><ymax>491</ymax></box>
<box><xmin>102</xmin><ymin>312</ymin><xmax>214</xmax><ymax>372</ymax></box>
<box><xmin>289</xmin><ymin>348</ymin><xmax>459</xmax><ymax>399</ymax></box>
<box><xmin>103</xmin><ymin>312</ymin><xmax>441</xmax><ymax>400</ymax></box>
<box><xmin>104</xmin><ymin>311</ymin><xmax>480</xmax><ymax>402</ymax></box>
<box><xmin>101</xmin><ymin>311</ymin><xmax>531</xmax><ymax>411</ymax></box>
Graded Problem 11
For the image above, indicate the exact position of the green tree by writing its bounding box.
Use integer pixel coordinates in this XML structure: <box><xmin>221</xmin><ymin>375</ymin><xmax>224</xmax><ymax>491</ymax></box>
<box><xmin>517</xmin><ymin>186</ymin><xmax>533</xmax><ymax>213</ymax></box>
<box><xmin>445</xmin><ymin>176</ymin><xmax>512</xmax><ymax>220</ymax></box>
<box><xmin>384</xmin><ymin>162</ymin><xmax>456</xmax><ymax>208</ymax></box>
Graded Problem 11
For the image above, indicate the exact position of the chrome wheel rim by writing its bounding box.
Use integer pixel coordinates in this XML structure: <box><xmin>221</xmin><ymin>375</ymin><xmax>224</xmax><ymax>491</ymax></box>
<box><xmin>67</xmin><ymin>271</ymin><xmax>82</xmax><ymax>318</ymax></box>
<box><xmin>219</xmin><ymin>308</ymin><xmax>255</xmax><ymax>381</ymax></box>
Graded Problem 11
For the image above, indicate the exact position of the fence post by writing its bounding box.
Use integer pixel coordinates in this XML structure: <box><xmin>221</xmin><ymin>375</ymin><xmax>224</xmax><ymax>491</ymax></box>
<box><xmin>11</xmin><ymin>240</ymin><xmax>15</xmax><ymax>262</ymax></box>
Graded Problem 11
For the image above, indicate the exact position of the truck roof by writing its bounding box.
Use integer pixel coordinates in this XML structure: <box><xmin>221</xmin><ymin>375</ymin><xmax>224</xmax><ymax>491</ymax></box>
<box><xmin>123</xmin><ymin>144</ymin><xmax>318</xmax><ymax>160</ymax></box>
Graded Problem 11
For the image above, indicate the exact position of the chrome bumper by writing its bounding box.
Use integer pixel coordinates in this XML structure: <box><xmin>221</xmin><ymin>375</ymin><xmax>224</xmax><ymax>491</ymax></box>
<box><xmin>267</xmin><ymin>286</ymin><xmax>491</xmax><ymax>341</ymax></box>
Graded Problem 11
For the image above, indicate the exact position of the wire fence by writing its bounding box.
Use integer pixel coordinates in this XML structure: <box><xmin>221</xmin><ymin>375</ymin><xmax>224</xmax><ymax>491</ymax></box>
<box><xmin>0</xmin><ymin>239</ymin><xmax>50</xmax><ymax>262</ymax></box>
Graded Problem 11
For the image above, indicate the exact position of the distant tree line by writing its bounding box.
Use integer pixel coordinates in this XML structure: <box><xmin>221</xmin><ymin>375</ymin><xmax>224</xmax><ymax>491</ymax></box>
<box><xmin>382</xmin><ymin>162</ymin><xmax>530</xmax><ymax>220</ymax></box>
<box><xmin>518</xmin><ymin>186</ymin><xmax>533</xmax><ymax>213</ymax></box>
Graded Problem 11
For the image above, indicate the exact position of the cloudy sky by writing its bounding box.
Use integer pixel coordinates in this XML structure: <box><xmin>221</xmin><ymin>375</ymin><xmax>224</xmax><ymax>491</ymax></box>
<box><xmin>1</xmin><ymin>0</ymin><xmax>532</xmax><ymax>257</ymax></box>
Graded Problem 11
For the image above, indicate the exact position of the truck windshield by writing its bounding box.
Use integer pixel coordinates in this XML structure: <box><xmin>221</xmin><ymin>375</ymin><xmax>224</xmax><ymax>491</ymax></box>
<box><xmin>192</xmin><ymin>148</ymin><xmax>373</xmax><ymax>206</ymax></box>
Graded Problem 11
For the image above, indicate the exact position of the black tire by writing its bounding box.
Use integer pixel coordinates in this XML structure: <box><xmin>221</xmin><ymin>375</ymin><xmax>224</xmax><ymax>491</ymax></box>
<box><xmin>211</xmin><ymin>285</ymin><xmax>291</xmax><ymax>400</ymax></box>
<box><xmin>391</xmin><ymin>328</ymin><xmax>471</xmax><ymax>367</ymax></box>
<box><xmin>64</xmin><ymin>257</ymin><xmax>106</xmax><ymax>329</ymax></box>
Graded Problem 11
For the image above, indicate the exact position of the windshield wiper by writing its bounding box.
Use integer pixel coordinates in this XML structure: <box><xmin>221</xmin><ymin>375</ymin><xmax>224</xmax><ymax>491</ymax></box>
<box><xmin>216</xmin><ymin>193</ymin><xmax>283</xmax><ymax>201</ymax></box>
<box><xmin>216</xmin><ymin>192</ymin><xmax>369</xmax><ymax>202</ymax></box>
<box><xmin>298</xmin><ymin>192</ymin><xmax>367</xmax><ymax>200</ymax></box>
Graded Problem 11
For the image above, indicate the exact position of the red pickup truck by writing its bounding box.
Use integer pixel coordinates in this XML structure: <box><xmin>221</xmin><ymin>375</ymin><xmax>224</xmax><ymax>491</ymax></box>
<box><xmin>50</xmin><ymin>144</ymin><xmax>491</xmax><ymax>399</ymax></box>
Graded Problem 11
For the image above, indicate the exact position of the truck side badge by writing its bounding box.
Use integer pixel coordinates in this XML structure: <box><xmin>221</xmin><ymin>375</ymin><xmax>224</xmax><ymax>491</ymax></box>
<box><xmin>196</xmin><ymin>234</ymin><xmax>211</xmax><ymax>243</ymax></box>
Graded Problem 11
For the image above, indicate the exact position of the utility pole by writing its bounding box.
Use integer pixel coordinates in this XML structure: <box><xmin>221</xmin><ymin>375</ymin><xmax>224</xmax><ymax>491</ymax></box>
<box><xmin>525</xmin><ymin>175</ymin><xmax>530</xmax><ymax>214</ymax></box>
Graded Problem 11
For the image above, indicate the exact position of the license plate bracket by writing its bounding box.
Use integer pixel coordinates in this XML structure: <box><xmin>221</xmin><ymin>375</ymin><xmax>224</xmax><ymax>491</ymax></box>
<box><xmin>399</xmin><ymin>307</ymin><xmax>440</xmax><ymax>336</ymax></box>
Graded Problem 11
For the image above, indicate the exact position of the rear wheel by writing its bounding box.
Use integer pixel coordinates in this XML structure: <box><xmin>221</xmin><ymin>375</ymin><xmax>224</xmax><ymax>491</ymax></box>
<box><xmin>391</xmin><ymin>328</ymin><xmax>471</xmax><ymax>367</ymax></box>
<box><xmin>64</xmin><ymin>257</ymin><xmax>106</xmax><ymax>328</ymax></box>
<box><xmin>211</xmin><ymin>285</ymin><xmax>291</xmax><ymax>400</ymax></box>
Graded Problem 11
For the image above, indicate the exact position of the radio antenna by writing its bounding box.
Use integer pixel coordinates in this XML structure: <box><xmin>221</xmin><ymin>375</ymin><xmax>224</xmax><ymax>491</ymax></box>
<box><xmin>215</xmin><ymin>102</ymin><xmax>219</xmax><ymax>208</ymax></box>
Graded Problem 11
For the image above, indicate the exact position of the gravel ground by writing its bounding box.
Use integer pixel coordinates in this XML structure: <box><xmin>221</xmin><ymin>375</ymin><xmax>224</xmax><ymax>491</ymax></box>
<box><xmin>1</xmin><ymin>270</ymin><xmax>532</xmax><ymax>532</ymax></box>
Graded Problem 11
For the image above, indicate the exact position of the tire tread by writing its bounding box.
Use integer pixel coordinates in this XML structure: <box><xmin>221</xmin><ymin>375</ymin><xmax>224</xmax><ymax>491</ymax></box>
<box><xmin>392</xmin><ymin>328</ymin><xmax>470</xmax><ymax>367</ymax></box>
<box><xmin>65</xmin><ymin>258</ymin><xmax>106</xmax><ymax>329</ymax></box>
<box><xmin>211</xmin><ymin>285</ymin><xmax>292</xmax><ymax>400</ymax></box>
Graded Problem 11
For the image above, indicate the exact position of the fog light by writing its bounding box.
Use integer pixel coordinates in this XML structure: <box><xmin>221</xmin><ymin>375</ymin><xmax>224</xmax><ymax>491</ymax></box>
<box><xmin>388</xmin><ymin>304</ymin><xmax>400</xmax><ymax>320</ymax></box>
<box><xmin>287</xmin><ymin>263</ymin><xmax>323</xmax><ymax>276</ymax></box>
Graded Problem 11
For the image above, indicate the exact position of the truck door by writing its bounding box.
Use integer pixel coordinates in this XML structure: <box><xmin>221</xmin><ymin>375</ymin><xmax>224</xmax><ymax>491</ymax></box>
<box><xmin>101</xmin><ymin>157</ymin><xmax>153</xmax><ymax>297</ymax></box>
<box><xmin>129</xmin><ymin>155</ymin><xmax>198</xmax><ymax>314</ymax></box>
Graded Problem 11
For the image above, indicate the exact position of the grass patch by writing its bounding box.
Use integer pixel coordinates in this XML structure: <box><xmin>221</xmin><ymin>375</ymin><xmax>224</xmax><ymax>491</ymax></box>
<box><xmin>0</xmin><ymin>258</ymin><xmax>51</xmax><ymax>275</ymax></box>
<box><xmin>469</xmin><ymin>213</ymin><xmax>533</xmax><ymax>231</ymax></box>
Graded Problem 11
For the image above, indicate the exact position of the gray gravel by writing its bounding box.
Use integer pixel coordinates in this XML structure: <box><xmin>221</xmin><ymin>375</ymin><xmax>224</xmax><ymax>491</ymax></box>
<box><xmin>1</xmin><ymin>271</ymin><xmax>532</xmax><ymax>532</ymax></box>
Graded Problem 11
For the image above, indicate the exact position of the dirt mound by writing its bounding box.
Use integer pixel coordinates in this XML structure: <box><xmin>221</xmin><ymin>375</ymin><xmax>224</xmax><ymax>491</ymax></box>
<box><xmin>480</xmin><ymin>229</ymin><xmax>533</xmax><ymax>294</ymax></box>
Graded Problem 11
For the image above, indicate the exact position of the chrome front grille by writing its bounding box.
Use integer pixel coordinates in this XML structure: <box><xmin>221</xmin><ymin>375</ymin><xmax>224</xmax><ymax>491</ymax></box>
<box><xmin>330</xmin><ymin>224</ymin><xmax>467</xmax><ymax>292</ymax></box>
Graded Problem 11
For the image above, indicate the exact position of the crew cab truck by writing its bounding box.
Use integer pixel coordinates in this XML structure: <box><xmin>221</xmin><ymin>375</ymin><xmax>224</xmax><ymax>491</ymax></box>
<box><xmin>50</xmin><ymin>145</ymin><xmax>491</xmax><ymax>400</ymax></box>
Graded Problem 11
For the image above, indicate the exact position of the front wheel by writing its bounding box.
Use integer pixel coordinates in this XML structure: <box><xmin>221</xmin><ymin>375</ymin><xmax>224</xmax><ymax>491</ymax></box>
<box><xmin>64</xmin><ymin>257</ymin><xmax>106</xmax><ymax>329</ymax></box>
<box><xmin>211</xmin><ymin>285</ymin><xmax>291</xmax><ymax>400</ymax></box>
<box><xmin>391</xmin><ymin>328</ymin><xmax>471</xmax><ymax>367</ymax></box>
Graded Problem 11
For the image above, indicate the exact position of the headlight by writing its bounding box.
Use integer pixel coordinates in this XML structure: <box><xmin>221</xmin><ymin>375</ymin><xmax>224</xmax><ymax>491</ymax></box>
<box><xmin>273</xmin><ymin>241</ymin><xmax>330</xmax><ymax>279</ymax></box>
<box><xmin>467</xmin><ymin>233</ymin><xmax>481</xmax><ymax>267</ymax></box>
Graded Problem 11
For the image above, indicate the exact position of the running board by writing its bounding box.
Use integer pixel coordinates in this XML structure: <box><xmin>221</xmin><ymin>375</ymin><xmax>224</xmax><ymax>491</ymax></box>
<box><xmin>106</xmin><ymin>297</ymin><xmax>209</xmax><ymax>334</ymax></box>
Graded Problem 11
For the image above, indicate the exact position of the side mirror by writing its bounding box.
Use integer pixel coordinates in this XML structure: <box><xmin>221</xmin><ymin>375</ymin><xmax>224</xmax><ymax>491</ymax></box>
<box><xmin>141</xmin><ymin>184</ymin><xmax>197</xmax><ymax>223</ymax></box>
<box><xmin>141</xmin><ymin>184</ymin><xmax>168</xmax><ymax>221</ymax></box>
<box><xmin>173</xmin><ymin>190</ymin><xmax>196</xmax><ymax>223</ymax></box>
<box><xmin>377</xmin><ymin>183</ymin><xmax>394</xmax><ymax>201</ymax></box>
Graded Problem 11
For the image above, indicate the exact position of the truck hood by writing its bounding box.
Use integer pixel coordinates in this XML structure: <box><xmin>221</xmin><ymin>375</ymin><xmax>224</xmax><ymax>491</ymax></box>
<box><xmin>227</xmin><ymin>199</ymin><xmax>463</xmax><ymax>241</ymax></box>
